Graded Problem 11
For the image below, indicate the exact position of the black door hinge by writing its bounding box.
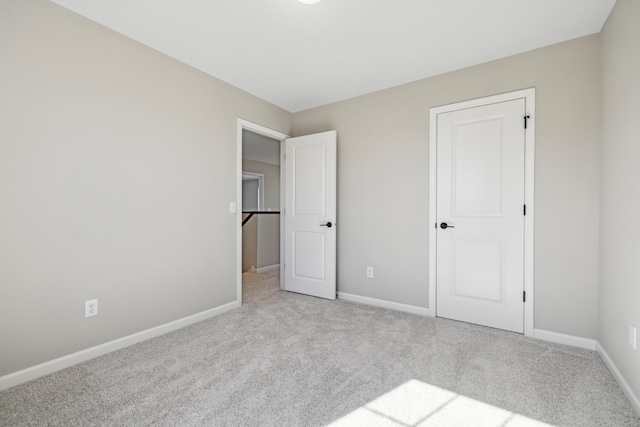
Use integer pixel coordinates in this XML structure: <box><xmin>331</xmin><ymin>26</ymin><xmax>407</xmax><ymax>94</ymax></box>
<box><xmin>524</xmin><ymin>115</ymin><xmax>531</xmax><ymax>129</ymax></box>
<box><xmin>523</xmin><ymin>205</ymin><xmax>526</xmax><ymax>216</ymax></box>
<box><xmin>523</xmin><ymin>291</ymin><xmax>526</xmax><ymax>303</ymax></box>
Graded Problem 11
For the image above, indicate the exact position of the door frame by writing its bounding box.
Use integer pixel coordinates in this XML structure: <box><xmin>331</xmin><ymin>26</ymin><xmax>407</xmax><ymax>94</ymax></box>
<box><xmin>242</xmin><ymin>172</ymin><xmax>264</xmax><ymax>211</ymax></box>
<box><xmin>428</xmin><ymin>88</ymin><xmax>536</xmax><ymax>336</ymax></box>
<box><xmin>236</xmin><ymin>119</ymin><xmax>289</xmax><ymax>303</ymax></box>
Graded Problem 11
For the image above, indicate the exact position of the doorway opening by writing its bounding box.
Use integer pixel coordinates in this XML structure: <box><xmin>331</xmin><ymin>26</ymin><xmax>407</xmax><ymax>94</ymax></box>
<box><xmin>237</xmin><ymin>119</ymin><xmax>338</xmax><ymax>304</ymax></box>
<box><xmin>237</xmin><ymin>120</ymin><xmax>288</xmax><ymax>304</ymax></box>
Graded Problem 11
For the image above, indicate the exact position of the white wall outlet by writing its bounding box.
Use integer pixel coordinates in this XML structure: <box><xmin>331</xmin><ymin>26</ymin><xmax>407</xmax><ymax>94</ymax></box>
<box><xmin>630</xmin><ymin>324</ymin><xmax>637</xmax><ymax>350</ymax></box>
<box><xmin>85</xmin><ymin>299</ymin><xmax>98</xmax><ymax>318</ymax></box>
<box><xmin>366</xmin><ymin>267</ymin><xmax>374</xmax><ymax>278</ymax></box>
<box><xmin>229</xmin><ymin>201</ymin><xmax>236</xmax><ymax>213</ymax></box>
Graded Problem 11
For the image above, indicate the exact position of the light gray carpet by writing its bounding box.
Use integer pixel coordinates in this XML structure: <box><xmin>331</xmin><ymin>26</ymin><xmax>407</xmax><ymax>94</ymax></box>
<box><xmin>1</xmin><ymin>270</ymin><xmax>638</xmax><ymax>426</ymax></box>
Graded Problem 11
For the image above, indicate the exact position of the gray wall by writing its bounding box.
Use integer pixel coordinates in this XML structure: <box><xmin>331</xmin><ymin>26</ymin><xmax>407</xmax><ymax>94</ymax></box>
<box><xmin>242</xmin><ymin>179</ymin><xmax>259</xmax><ymax>272</ymax></box>
<box><xmin>242</xmin><ymin>179</ymin><xmax>260</xmax><ymax>211</ymax></box>
<box><xmin>599</xmin><ymin>0</ymin><xmax>640</xmax><ymax>403</ymax></box>
<box><xmin>242</xmin><ymin>160</ymin><xmax>281</xmax><ymax>269</ymax></box>
<box><xmin>242</xmin><ymin>214</ymin><xmax>258</xmax><ymax>273</ymax></box>
<box><xmin>2</xmin><ymin>0</ymin><xmax>634</xmax><ymax>397</ymax></box>
<box><xmin>292</xmin><ymin>35</ymin><xmax>601</xmax><ymax>339</ymax></box>
<box><xmin>0</xmin><ymin>1</ymin><xmax>291</xmax><ymax>376</ymax></box>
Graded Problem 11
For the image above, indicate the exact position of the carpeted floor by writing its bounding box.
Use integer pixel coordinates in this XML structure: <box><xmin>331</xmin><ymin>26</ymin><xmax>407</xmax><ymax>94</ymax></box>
<box><xmin>1</xmin><ymin>270</ymin><xmax>638</xmax><ymax>426</ymax></box>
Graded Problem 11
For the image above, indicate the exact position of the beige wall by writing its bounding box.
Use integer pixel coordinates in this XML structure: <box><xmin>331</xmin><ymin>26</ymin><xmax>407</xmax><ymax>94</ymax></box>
<box><xmin>2</xmin><ymin>0</ymin><xmax>630</xmax><ymax>393</ymax></box>
<box><xmin>0</xmin><ymin>1</ymin><xmax>291</xmax><ymax>376</ymax></box>
<box><xmin>242</xmin><ymin>214</ymin><xmax>258</xmax><ymax>272</ymax></box>
<box><xmin>242</xmin><ymin>160</ymin><xmax>281</xmax><ymax>269</ymax></box>
<box><xmin>292</xmin><ymin>35</ymin><xmax>601</xmax><ymax>339</ymax></box>
<box><xmin>599</xmin><ymin>0</ymin><xmax>640</xmax><ymax>404</ymax></box>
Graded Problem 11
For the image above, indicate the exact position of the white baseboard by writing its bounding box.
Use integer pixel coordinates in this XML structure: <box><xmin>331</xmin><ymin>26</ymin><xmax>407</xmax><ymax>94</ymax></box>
<box><xmin>0</xmin><ymin>300</ymin><xmax>240</xmax><ymax>392</ymax></box>
<box><xmin>338</xmin><ymin>292</ymin><xmax>431</xmax><ymax>317</ymax></box>
<box><xmin>256</xmin><ymin>264</ymin><xmax>280</xmax><ymax>273</ymax></box>
<box><xmin>597</xmin><ymin>342</ymin><xmax>640</xmax><ymax>417</ymax></box>
<box><xmin>533</xmin><ymin>329</ymin><xmax>597</xmax><ymax>350</ymax></box>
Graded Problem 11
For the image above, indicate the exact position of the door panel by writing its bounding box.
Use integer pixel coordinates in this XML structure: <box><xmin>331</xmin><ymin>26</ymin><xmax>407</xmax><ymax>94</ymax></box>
<box><xmin>284</xmin><ymin>131</ymin><xmax>336</xmax><ymax>300</ymax></box>
<box><xmin>293</xmin><ymin>231</ymin><xmax>325</xmax><ymax>280</ymax></box>
<box><xmin>452</xmin><ymin>238</ymin><xmax>503</xmax><ymax>302</ymax></box>
<box><xmin>453</xmin><ymin>118</ymin><xmax>504</xmax><ymax>216</ymax></box>
<box><xmin>293</xmin><ymin>144</ymin><xmax>326</xmax><ymax>215</ymax></box>
<box><xmin>436</xmin><ymin>99</ymin><xmax>525</xmax><ymax>333</ymax></box>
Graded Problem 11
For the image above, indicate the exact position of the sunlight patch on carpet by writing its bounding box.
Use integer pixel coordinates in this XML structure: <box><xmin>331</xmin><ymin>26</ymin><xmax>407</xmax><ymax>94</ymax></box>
<box><xmin>328</xmin><ymin>379</ymin><xmax>553</xmax><ymax>426</ymax></box>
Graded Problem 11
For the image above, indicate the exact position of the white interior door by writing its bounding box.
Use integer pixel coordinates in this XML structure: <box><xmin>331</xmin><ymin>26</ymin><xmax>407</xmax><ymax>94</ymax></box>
<box><xmin>436</xmin><ymin>99</ymin><xmax>526</xmax><ymax>333</ymax></box>
<box><xmin>284</xmin><ymin>131</ymin><xmax>337</xmax><ymax>300</ymax></box>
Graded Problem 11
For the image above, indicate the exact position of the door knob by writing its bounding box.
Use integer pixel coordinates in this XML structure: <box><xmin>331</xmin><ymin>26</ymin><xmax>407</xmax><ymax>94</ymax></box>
<box><xmin>440</xmin><ymin>222</ymin><xmax>455</xmax><ymax>229</ymax></box>
<box><xmin>320</xmin><ymin>221</ymin><xmax>333</xmax><ymax>228</ymax></box>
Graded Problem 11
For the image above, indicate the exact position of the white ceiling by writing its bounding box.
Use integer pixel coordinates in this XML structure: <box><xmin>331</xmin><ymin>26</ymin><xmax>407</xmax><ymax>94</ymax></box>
<box><xmin>51</xmin><ymin>0</ymin><xmax>616</xmax><ymax>113</ymax></box>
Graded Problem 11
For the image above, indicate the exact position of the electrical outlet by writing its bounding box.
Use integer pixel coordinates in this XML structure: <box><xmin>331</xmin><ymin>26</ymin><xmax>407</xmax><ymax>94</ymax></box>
<box><xmin>85</xmin><ymin>299</ymin><xmax>98</xmax><ymax>318</ymax></box>
<box><xmin>630</xmin><ymin>324</ymin><xmax>637</xmax><ymax>350</ymax></box>
<box><xmin>229</xmin><ymin>202</ymin><xmax>236</xmax><ymax>213</ymax></box>
<box><xmin>366</xmin><ymin>267</ymin><xmax>374</xmax><ymax>278</ymax></box>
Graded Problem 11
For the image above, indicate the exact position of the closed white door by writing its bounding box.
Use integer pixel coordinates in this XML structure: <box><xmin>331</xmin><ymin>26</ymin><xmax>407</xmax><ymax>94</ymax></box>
<box><xmin>284</xmin><ymin>131</ymin><xmax>337</xmax><ymax>300</ymax></box>
<box><xmin>436</xmin><ymin>99</ymin><xmax>525</xmax><ymax>333</ymax></box>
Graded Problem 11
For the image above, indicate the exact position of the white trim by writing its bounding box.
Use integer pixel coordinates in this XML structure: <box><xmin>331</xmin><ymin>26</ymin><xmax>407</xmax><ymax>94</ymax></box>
<box><xmin>523</xmin><ymin>90</ymin><xmax>536</xmax><ymax>337</ymax></box>
<box><xmin>533</xmin><ymin>328</ymin><xmax>597</xmax><ymax>350</ymax></box>
<box><xmin>237</xmin><ymin>119</ymin><xmax>289</xmax><ymax>302</ymax></box>
<box><xmin>428</xmin><ymin>102</ymin><xmax>438</xmax><ymax>318</ymax></box>
<box><xmin>256</xmin><ymin>263</ymin><xmax>280</xmax><ymax>273</ymax></box>
<box><xmin>0</xmin><ymin>300</ymin><xmax>239</xmax><ymax>392</ymax></box>
<box><xmin>597</xmin><ymin>342</ymin><xmax>640</xmax><ymax>417</ymax></box>
<box><xmin>428</xmin><ymin>88</ymin><xmax>536</xmax><ymax>336</ymax></box>
<box><xmin>280</xmin><ymin>138</ymin><xmax>286</xmax><ymax>291</ymax></box>
<box><xmin>338</xmin><ymin>292</ymin><xmax>431</xmax><ymax>317</ymax></box>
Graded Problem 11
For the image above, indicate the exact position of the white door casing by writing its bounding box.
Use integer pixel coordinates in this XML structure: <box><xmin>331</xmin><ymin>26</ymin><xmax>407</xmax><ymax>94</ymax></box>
<box><xmin>428</xmin><ymin>89</ymin><xmax>535</xmax><ymax>335</ymax></box>
<box><xmin>237</xmin><ymin>119</ymin><xmax>289</xmax><ymax>302</ymax></box>
<box><xmin>284</xmin><ymin>131</ymin><xmax>337</xmax><ymax>300</ymax></box>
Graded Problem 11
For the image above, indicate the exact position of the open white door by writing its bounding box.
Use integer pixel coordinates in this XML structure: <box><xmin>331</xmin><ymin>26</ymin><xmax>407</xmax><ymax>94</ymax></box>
<box><xmin>284</xmin><ymin>131</ymin><xmax>337</xmax><ymax>300</ymax></box>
